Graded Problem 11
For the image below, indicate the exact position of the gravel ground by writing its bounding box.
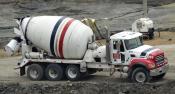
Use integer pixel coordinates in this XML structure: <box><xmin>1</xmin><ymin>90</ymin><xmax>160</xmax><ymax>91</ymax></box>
<box><xmin>1</xmin><ymin>80</ymin><xmax>175</xmax><ymax>94</ymax></box>
<box><xmin>0</xmin><ymin>44</ymin><xmax>175</xmax><ymax>93</ymax></box>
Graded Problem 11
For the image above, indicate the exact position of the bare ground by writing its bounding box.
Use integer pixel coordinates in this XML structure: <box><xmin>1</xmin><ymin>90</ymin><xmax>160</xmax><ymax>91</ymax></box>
<box><xmin>0</xmin><ymin>56</ymin><xmax>175</xmax><ymax>94</ymax></box>
<box><xmin>1</xmin><ymin>41</ymin><xmax>175</xmax><ymax>94</ymax></box>
<box><xmin>1</xmin><ymin>80</ymin><xmax>175</xmax><ymax>94</ymax></box>
<box><xmin>144</xmin><ymin>31</ymin><xmax>175</xmax><ymax>45</ymax></box>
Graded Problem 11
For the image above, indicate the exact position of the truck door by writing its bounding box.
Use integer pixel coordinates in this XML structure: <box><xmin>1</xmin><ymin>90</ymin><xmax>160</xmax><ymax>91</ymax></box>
<box><xmin>111</xmin><ymin>40</ymin><xmax>121</xmax><ymax>64</ymax></box>
<box><xmin>120</xmin><ymin>40</ymin><xmax>126</xmax><ymax>63</ymax></box>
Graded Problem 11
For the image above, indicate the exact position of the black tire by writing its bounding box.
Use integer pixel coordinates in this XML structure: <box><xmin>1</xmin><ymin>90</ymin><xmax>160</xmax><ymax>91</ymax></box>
<box><xmin>45</xmin><ymin>64</ymin><xmax>64</xmax><ymax>81</ymax></box>
<box><xmin>27</xmin><ymin>64</ymin><xmax>44</xmax><ymax>81</ymax></box>
<box><xmin>131</xmin><ymin>67</ymin><xmax>150</xmax><ymax>83</ymax></box>
<box><xmin>152</xmin><ymin>73</ymin><xmax>166</xmax><ymax>80</ymax></box>
<box><xmin>66</xmin><ymin>65</ymin><xmax>81</xmax><ymax>81</ymax></box>
<box><xmin>149</xmin><ymin>33</ymin><xmax>154</xmax><ymax>39</ymax></box>
<box><xmin>148</xmin><ymin>28</ymin><xmax>154</xmax><ymax>39</ymax></box>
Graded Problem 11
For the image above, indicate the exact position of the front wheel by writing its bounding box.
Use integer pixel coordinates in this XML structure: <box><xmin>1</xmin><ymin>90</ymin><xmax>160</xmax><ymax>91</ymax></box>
<box><xmin>131</xmin><ymin>67</ymin><xmax>150</xmax><ymax>83</ymax></box>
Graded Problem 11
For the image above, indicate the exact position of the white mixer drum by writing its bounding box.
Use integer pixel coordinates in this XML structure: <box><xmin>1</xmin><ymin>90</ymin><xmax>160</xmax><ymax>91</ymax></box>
<box><xmin>21</xmin><ymin>16</ymin><xmax>93</xmax><ymax>59</ymax></box>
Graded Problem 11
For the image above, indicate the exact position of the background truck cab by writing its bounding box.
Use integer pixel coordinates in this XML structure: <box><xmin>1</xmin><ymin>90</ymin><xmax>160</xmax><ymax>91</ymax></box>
<box><xmin>132</xmin><ymin>18</ymin><xmax>155</xmax><ymax>39</ymax></box>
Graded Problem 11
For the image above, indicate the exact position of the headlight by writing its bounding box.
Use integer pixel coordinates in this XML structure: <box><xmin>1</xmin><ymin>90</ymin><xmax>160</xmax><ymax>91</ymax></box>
<box><xmin>148</xmin><ymin>54</ymin><xmax>154</xmax><ymax>60</ymax></box>
<box><xmin>148</xmin><ymin>63</ymin><xmax>156</xmax><ymax>69</ymax></box>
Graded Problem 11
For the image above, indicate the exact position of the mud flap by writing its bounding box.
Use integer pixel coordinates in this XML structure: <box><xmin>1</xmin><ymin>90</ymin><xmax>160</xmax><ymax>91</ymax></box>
<box><xmin>20</xmin><ymin>67</ymin><xmax>25</xmax><ymax>76</ymax></box>
<box><xmin>80</xmin><ymin>62</ymin><xmax>87</xmax><ymax>73</ymax></box>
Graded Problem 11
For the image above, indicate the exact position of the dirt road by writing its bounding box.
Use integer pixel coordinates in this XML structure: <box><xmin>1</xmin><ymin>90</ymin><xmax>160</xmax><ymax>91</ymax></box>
<box><xmin>0</xmin><ymin>44</ymin><xmax>175</xmax><ymax>94</ymax></box>
<box><xmin>0</xmin><ymin>44</ymin><xmax>175</xmax><ymax>82</ymax></box>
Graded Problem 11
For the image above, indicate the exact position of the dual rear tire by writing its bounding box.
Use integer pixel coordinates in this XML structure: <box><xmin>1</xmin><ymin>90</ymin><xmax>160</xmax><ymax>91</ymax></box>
<box><xmin>27</xmin><ymin>64</ymin><xmax>44</xmax><ymax>81</ymax></box>
<box><xmin>65</xmin><ymin>65</ymin><xmax>81</xmax><ymax>81</ymax></box>
<box><xmin>45</xmin><ymin>64</ymin><xmax>64</xmax><ymax>81</ymax></box>
<box><xmin>27</xmin><ymin>64</ymin><xmax>81</xmax><ymax>81</ymax></box>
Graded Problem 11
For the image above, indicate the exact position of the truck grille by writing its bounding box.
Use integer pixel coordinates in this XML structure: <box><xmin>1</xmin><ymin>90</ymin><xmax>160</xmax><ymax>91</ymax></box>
<box><xmin>155</xmin><ymin>54</ymin><xmax>164</xmax><ymax>64</ymax></box>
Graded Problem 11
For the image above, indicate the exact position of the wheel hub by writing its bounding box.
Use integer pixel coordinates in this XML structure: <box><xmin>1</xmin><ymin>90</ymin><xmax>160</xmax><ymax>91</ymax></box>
<box><xmin>135</xmin><ymin>72</ymin><xmax>146</xmax><ymax>83</ymax></box>
<box><xmin>68</xmin><ymin>68</ymin><xmax>77</xmax><ymax>78</ymax></box>
<box><xmin>49</xmin><ymin>69</ymin><xmax>58</xmax><ymax>79</ymax></box>
<box><xmin>30</xmin><ymin>69</ymin><xmax>39</xmax><ymax>79</ymax></box>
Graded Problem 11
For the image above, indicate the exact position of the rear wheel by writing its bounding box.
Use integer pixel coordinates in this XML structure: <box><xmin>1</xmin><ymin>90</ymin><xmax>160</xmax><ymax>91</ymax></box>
<box><xmin>131</xmin><ymin>67</ymin><xmax>150</xmax><ymax>83</ymax></box>
<box><xmin>27</xmin><ymin>64</ymin><xmax>44</xmax><ymax>81</ymax></box>
<box><xmin>148</xmin><ymin>30</ymin><xmax>154</xmax><ymax>39</ymax></box>
<box><xmin>45</xmin><ymin>64</ymin><xmax>64</xmax><ymax>81</ymax></box>
<box><xmin>66</xmin><ymin>65</ymin><xmax>81</xmax><ymax>81</ymax></box>
<box><xmin>149</xmin><ymin>33</ymin><xmax>154</xmax><ymax>39</ymax></box>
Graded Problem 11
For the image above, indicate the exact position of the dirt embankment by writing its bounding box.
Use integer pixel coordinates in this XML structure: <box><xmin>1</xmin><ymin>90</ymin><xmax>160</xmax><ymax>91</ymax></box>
<box><xmin>0</xmin><ymin>81</ymin><xmax>175</xmax><ymax>94</ymax></box>
<box><xmin>0</xmin><ymin>0</ymin><xmax>175</xmax><ymax>48</ymax></box>
<box><xmin>123</xmin><ymin>0</ymin><xmax>175</xmax><ymax>6</ymax></box>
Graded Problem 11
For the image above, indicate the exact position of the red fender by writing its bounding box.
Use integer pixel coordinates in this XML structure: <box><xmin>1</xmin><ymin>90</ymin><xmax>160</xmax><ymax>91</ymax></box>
<box><xmin>129</xmin><ymin>58</ymin><xmax>155</xmax><ymax>70</ymax></box>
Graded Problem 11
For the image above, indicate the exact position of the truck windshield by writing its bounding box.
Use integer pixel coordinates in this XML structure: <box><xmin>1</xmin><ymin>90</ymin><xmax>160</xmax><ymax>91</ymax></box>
<box><xmin>124</xmin><ymin>37</ymin><xmax>143</xmax><ymax>50</ymax></box>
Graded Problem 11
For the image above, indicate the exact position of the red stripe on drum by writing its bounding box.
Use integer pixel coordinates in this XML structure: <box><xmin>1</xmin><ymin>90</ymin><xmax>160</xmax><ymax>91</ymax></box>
<box><xmin>57</xmin><ymin>19</ymin><xmax>74</xmax><ymax>58</ymax></box>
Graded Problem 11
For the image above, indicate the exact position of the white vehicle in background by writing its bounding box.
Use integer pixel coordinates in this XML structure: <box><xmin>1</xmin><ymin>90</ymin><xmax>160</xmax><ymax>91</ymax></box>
<box><xmin>132</xmin><ymin>0</ymin><xmax>155</xmax><ymax>39</ymax></box>
<box><xmin>132</xmin><ymin>18</ymin><xmax>154</xmax><ymax>39</ymax></box>
<box><xmin>5</xmin><ymin>16</ymin><xmax>168</xmax><ymax>83</ymax></box>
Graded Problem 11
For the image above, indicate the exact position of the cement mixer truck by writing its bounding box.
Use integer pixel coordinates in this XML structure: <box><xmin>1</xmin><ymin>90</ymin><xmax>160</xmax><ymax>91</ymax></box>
<box><xmin>5</xmin><ymin>16</ymin><xmax>168</xmax><ymax>83</ymax></box>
